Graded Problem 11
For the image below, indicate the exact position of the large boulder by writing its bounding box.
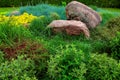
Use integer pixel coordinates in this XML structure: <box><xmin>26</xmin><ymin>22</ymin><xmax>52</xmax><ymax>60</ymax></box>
<box><xmin>48</xmin><ymin>20</ymin><xmax>90</xmax><ymax>38</ymax></box>
<box><xmin>66</xmin><ymin>1</ymin><xmax>102</xmax><ymax>28</ymax></box>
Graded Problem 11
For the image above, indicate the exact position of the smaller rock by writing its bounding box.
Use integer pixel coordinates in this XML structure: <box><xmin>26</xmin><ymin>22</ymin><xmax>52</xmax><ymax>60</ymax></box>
<box><xmin>48</xmin><ymin>20</ymin><xmax>90</xmax><ymax>38</ymax></box>
<box><xmin>10</xmin><ymin>11</ymin><xmax>20</xmax><ymax>16</ymax></box>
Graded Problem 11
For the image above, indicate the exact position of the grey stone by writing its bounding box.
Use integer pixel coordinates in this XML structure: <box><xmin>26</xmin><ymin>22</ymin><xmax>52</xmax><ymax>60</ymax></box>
<box><xmin>66</xmin><ymin>1</ymin><xmax>102</xmax><ymax>28</ymax></box>
<box><xmin>48</xmin><ymin>20</ymin><xmax>90</xmax><ymax>38</ymax></box>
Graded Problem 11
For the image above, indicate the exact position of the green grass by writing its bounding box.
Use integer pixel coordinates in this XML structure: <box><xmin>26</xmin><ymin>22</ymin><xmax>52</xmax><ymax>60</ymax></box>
<box><xmin>97</xmin><ymin>8</ymin><xmax>120</xmax><ymax>16</ymax></box>
<box><xmin>103</xmin><ymin>8</ymin><xmax>120</xmax><ymax>13</ymax></box>
<box><xmin>0</xmin><ymin>7</ymin><xmax>19</xmax><ymax>15</ymax></box>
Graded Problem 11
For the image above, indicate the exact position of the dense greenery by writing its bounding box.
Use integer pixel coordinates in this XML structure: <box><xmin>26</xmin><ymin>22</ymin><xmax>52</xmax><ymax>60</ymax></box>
<box><xmin>48</xmin><ymin>45</ymin><xmax>89</xmax><ymax>80</ymax></box>
<box><xmin>0</xmin><ymin>3</ymin><xmax>120</xmax><ymax>80</ymax></box>
<box><xmin>86</xmin><ymin>54</ymin><xmax>120</xmax><ymax>80</ymax></box>
<box><xmin>0</xmin><ymin>53</ymin><xmax>37</xmax><ymax>80</ymax></box>
<box><xmin>0</xmin><ymin>0</ymin><xmax>120</xmax><ymax>7</ymax></box>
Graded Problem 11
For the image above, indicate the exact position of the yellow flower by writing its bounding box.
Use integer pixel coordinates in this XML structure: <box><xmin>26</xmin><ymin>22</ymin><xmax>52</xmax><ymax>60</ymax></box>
<box><xmin>0</xmin><ymin>13</ymin><xmax>38</xmax><ymax>26</ymax></box>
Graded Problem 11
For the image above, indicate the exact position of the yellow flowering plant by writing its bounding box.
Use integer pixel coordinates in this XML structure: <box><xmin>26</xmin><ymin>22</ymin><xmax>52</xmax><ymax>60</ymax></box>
<box><xmin>0</xmin><ymin>13</ymin><xmax>37</xmax><ymax>26</ymax></box>
<box><xmin>0</xmin><ymin>15</ymin><xmax>9</xmax><ymax>24</ymax></box>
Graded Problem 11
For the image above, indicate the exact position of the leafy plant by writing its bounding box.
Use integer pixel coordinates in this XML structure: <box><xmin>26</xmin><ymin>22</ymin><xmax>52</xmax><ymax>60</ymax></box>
<box><xmin>0</xmin><ymin>51</ymin><xmax>5</xmax><ymax>63</ymax></box>
<box><xmin>48</xmin><ymin>44</ymin><xmax>89</xmax><ymax>80</ymax></box>
<box><xmin>105</xmin><ymin>16</ymin><xmax>120</xmax><ymax>28</ymax></box>
<box><xmin>0</xmin><ymin>55</ymin><xmax>37</xmax><ymax>80</ymax></box>
<box><xmin>91</xmin><ymin>16</ymin><xmax>120</xmax><ymax>41</ymax></box>
<box><xmin>109</xmin><ymin>32</ymin><xmax>120</xmax><ymax>60</ymax></box>
<box><xmin>85</xmin><ymin>53</ymin><xmax>120</xmax><ymax>80</ymax></box>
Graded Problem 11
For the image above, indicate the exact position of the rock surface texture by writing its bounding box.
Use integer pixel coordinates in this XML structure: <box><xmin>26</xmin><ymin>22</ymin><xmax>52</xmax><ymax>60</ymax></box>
<box><xmin>48</xmin><ymin>20</ymin><xmax>90</xmax><ymax>38</ymax></box>
<box><xmin>66</xmin><ymin>1</ymin><xmax>102</xmax><ymax>28</ymax></box>
<box><xmin>10</xmin><ymin>11</ymin><xmax>20</xmax><ymax>16</ymax></box>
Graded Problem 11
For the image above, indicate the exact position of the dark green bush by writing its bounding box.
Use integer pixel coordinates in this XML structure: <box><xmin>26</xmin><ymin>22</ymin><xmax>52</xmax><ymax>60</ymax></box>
<box><xmin>29</xmin><ymin>12</ymin><xmax>60</xmax><ymax>37</ymax></box>
<box><xmin>0</xmin><ymin>0</ymin><xmax>120</xmax><ymax>7</ymax></box>
<box><xmin>90</xmin><ymin>27</ymin><xmax>113</xmax><ymax>41</ymax></box>
<box><xmin>48</xmin><ymin>44</ymin><xmax>89</xmax><ymax>80</ymax></box>
<box><xmin>78</xmin><ymin>0</ymin><xmax>120</xmax><ymax>8</ymax></box>
<box><xmin>102</xmin><ymin>17</ymin><xmax>120</xmax><ymax>59</ymax></box>
<box><xmin>106</xmin><ymin>16</ymin><xmax>120</xmax><ymax>59</ymax></box>
<box><xmin>91</xmin><ymin>16</ymin><xmax>120</xmax><ymax>40</ymax></box>
<box><xmin>85</xmin><ymin>53</ymin><xmax>120</xmax><ymax>80</ymax></box>
<box><xmin>29</xmin><ymin>16</ymin><xmax>50</xmax><ymax>36</ymax></box>
<box><xmin>106</xmin><ymin>16</ymin><xmax>120</xmax><ymax>29</ymax></box>
<box><xmin>0</xmin><ymin>0</ymin><xmax>43</xmax><ymax>7</ymax></box>
<box><xmin>29</xmin><ymin>16</ymin><xmax>52</xmax><ymax>36</ymax></box>
<box><xmin>91</xmin><ymin>17</ymin><xmax>120</xmax><ymax>60</ymax></box>
<box><xmin>109</xmin><ymin>32</ymin><xmax>120</xmax><ymax>60</ymax></box>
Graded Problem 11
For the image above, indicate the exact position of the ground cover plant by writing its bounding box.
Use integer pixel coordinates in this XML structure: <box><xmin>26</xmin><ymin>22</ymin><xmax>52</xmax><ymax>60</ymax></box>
<box><xmin>20</xmin><ymin>4</ymin><xmax>66</xmax><ymax>19</ymax></box>
<box><xmin>0</xmin><ymin>3</ymin><xmax>120</xmax><ymax>80</ymax></box>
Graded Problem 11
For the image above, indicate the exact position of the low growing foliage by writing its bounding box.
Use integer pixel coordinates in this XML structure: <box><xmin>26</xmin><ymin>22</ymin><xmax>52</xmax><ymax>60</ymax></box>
<box><xmin>86</xmin><ymin>53</ymin><xmax>120</xmax><ymax>80</ymax></box>
<box><xmin>105</xmin><ymin>16</ymin><xmax>120</xmax><ymax>28</ymax></box>
<box><xmin>20</xmin><ymin>4</ymin><xmax>66</xmax><ymax>19</ymax></box>
<box><xmin>0</xmin><ymin>51</ymin><xmax>5</xmax><ymax>63</ymax></box>
<box><xmin>0</xmin><ymin>55</ymin><xmax>37</xmax><ymax>80</ymax></box>
<box><xmin>48</xmin><ymin>44</ymin><xmax>89</xmax><ymax>80</ymax></box>
<box><xmin>109</xmin><ymin>32</ymin><xmax>120</xmax><ymax>60</ymax></box>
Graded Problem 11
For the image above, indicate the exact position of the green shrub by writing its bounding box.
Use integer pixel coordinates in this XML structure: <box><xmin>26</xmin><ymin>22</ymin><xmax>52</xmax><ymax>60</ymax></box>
<box><xmin>0</xmin><ymin>51</ymin><xmax>5</xmax><ymax>63</ymax></box>
<box><xmin>29</xmin><ymin>16</ymin><xmax>52</xmax><ymax>36</ymax></box>
<box><xmin>0</xmin><ymin>39</ymin><xmax>49</xmax><ymax>79</ymax></box>
<box><xmin>91</xmin><ymin>16</ymin><xmax>120</xmax><ymax>40</ymax></box>
<box><xmin>100</xmin><ymin>13</ymin><xmax>115</xmax><ymax>25</ymax></box>
<box><xmin>86</xmin><ymin>16</ymin><xmax>120</xmax><ymax>59</ymax></box>
<box><xmin>85</xmin><ymin>53</ymin><xmax>120</xmax><ymax>80</ymax></box>
<box><xmin>48</xmin><ymin>44</ymin><xmax>89</xmax><ymax>80</ymax></box>
<box><xmin>106</xmin><ymin>16</ymin><xmax>120</xmax><ymax>28</ymax></box>
<box><xmin>100</xmin><ymin>16</ymin><xmax>120</xmax><ymax>58</ymax></box>
<box><xmin>90</xmin><ymin>40</ymin><xmax>108</xmax><ymax>53</ymax></box>
<box><xmin>109</xmin><ymin>32</ymin><xmax>120</xmax><ymax>60</ymax></box>
<box><xmin>0</xmin><ymin>55</ymin><xmax>37</xmax><ymax>80</ymax></box>
<box><xmin>90</xmin><ymin>27</ymin><xmax>112</xmax><ymax>41</ymax></box>
<box><xmin>29</xmin><ymin>13</ymin><xmax>60</xmax><ymax>37</ymax></box>
<box><xmin>105</xmin><ymin>17</ymin><xmax>120</xmax><ymax>59</ymax></box>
